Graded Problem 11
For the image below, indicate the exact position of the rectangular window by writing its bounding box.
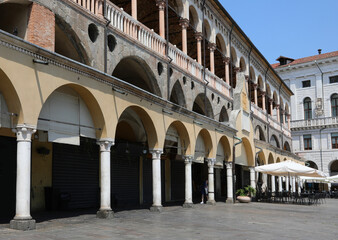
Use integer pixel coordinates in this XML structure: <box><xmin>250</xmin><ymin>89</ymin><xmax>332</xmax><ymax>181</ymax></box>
<box><xmin>302</xmin><ymin>80</ymin><xmax>311</xmax><ymax>88</ymax></box>
<box><xmin>332</xmin><ymin>133</ymin><xmax>338</xmax><ymax>149</ymax></box>
<box><xmin>303</xmin><ymin>134</ymin><xmax>312</xmax><ymax>150</ymax></box>
<box><xmin>329</xmin><ymin>75</ymin><xmax>338</xmax><ymax>84</ymax></box>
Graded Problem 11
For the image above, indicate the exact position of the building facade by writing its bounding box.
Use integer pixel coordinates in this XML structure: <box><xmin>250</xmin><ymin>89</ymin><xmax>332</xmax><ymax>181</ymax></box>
<box><xmin>0</xmin><ymin>0</ymin><xmax>301</xmax><ymax>230</ymax></box>
<box><xmin>273</xmin><ymin>51</ymin><xmax>338</xmax><ymax>185</ymax></box>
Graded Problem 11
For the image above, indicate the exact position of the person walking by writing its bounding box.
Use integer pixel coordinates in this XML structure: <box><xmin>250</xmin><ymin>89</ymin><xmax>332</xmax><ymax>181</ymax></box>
<box><xmin>200</xmin><ymin>180</ymin><xmax>208</xmax><ymax>204</ymax></box>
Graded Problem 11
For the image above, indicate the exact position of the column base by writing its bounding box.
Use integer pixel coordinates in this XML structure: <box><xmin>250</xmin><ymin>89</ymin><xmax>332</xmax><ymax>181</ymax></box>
<box><xmin>182</xmin><ymin>202</ymin><xmax>193</xmax><ymax>208</ymax></box>
<box><xmin>96</xmin><ymin>209</ymin><xmax>114</xmax><ymax>219</ymax></box>
<box><xmin>150</xmin><ymin>206</ymin><xmax>163</xmax><ymax>212</ymax></box>
<box><xmin>206</xmin><ymin>200</ymin><xmax>216</xmax><ymax>205</ymax></box>
<box><xmin>226</xmin><ymin>198</ymin><xmax>234</xmax><ymax>203</ymax></box>
<box><xmin>10</xmin><ymin>219</ymin><xmax>36</xmax><ymax>231</ymax></box>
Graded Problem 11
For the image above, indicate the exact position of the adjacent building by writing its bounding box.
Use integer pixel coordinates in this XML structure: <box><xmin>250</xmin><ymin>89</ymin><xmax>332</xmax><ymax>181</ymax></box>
<box><xmin>273</xmin><ymin>51</ymin><xmax>338</xmax><ymax>189</ymax></box>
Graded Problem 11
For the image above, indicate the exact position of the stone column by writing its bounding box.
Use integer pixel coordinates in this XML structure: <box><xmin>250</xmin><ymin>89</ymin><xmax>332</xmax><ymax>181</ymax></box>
<box><xmin>156</xmin><ymin>0</ymin><xmax>165</xmax><ymax>38</ymax></box>
<box><xmin>10</xmin><ymin>124</ymin><xmax>36</xmax><ymax>230</ymax></box>
<box><xmin>96</xmin><ymin>139</ymin><xmax>114</xmax><ymax>219</ymax></box>
<box><xmin>149</xmin><ymin>149</ymin><xmax>163</xmax><ymax>212</ymax></box>
<box><xmin>195</xmin><ymin>32</ymin><xmax>203</xmax><ymax>65</ymax></box>
<box><xmin>285</xmin><ymin>176</ymin><xmax>289</xmax><ymax>191</ymax></box>
<box><xmin>280</xmin><ymin>110</ymin><xmax>285</xmax><ymax>124</ymax></box>
<box><xmin>131</xmin><ymin>0</ymin><xmax>137</xmax><ymax>19</ymax></box>
<box><xmin>287</xmin><ymin>114</ymin><xmax>291</xmax><ymax>129</ymax></box>
<box><xmin>292</xmin><ymin>177</ymin><xmax>296</xmax><ymax>193</ymax></box>
<box><xmin>269</xmin><ymin>99</ymin><xmax>273</xmax><ymax>116</ymax></box>
<box><xmin>249</xmin><ymin>167</ymin><xmax>256</xmax><ymax>189</ymax></box>
<box><xmin>271</xmin><ymin>176</ymin><xmax>276</xmax><ymax>192</ymax></box>
<box><xmin>262</xmin><ymin>174</ymin><xmax>268</xmax><ymax>191</ymax></box>
<box><xmin>208</xmin><ymin>43</ymin><xmax>216</xmax><ymax>74</ymax></box>
<box><xmin>207</xmin><ymin>158</ymin><xmax>216</xmax><ymax>205</ymax></box>
<box><xmin>253</xmin><ymin>83</ymin><xmax>258</xmax><ymax>105</ymax></box>
<box><xmin>278</xmin><ymin>176</ymin><xmax>283</xmax><ymax>192</ymax></box>
<box><xmin>262</xmin><ymin>91</ymin><xmax>266</xmax><ymax>111</ymax></box>
<box><xmin>276</xmin><ymin>104</ymin><xmax>280</xmax><ymax>122</ymax></box>
<box><xmin>179</xmin><ymin>18</ymin><xmax>189</xmax><ymax>54</ymax></box>
<box><xmin>297</xmin><ymin>178</ymin><xmax>302</xmax><ymax>193</ymax></box>
<box><xmin>226</xmin><ymin>162</ymin><xmax>233</xmax><ymax>203</ymax></box>
<box><xmin>183</xmin><ymin>156</ymin><xmax>193</xmax><ymax>208</ymax></box>
<box><xmin>223</xmin><ymin>57</ymin><xmax>230</xmax><ymax>85</ymax></box>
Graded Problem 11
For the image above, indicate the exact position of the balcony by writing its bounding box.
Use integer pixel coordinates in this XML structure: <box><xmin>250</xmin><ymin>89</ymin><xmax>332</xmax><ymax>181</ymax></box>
<box><xmin>291</xmin><ymin>116</ymin><xmax>338</xmax><ymax>130</ymax></box>
<box><xmin>69</xmin><ymin>0</ymin><xmax>231</xmax><ymax>99</ymax></box>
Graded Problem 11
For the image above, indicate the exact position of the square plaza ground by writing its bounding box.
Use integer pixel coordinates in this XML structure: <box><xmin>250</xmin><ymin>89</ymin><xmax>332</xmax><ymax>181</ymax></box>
<box><xmin>1</xmin><ymin>199</ymin><xmax>337</xmax><ymax>240</ymax></box>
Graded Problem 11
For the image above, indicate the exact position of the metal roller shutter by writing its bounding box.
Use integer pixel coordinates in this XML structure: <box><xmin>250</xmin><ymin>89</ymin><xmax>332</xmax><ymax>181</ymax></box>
<box><xmin>171</xmin><ymin>160</ymin><xmax>185</xmax><ymax>201</ymax></box>
<box><xmin>0</xmin><ymin>136</ymin><xmax>16</xmax><ymax>221</ymax></box>
<box><xmin>52</xmin><ymin>137</ymin><xmax>99</xmax><ymax>210</ymax></box>
<box><xmin>143</xmin><ymin>155</ymin><xmax>153</xmax><ymax>206</ymax></box>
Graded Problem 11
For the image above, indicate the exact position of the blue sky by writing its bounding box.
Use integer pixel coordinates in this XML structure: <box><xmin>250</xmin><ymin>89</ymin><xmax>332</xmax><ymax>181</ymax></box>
<box><xmin>220</xmin><ymin>0</ymin><xmax>338</xmax><ymax>63</ymax></box>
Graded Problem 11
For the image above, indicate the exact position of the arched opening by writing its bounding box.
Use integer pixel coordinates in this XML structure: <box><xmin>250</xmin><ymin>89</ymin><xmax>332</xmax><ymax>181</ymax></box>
<box><xmin>113</xmin><ymin>106</ymin><xmax>158</xmax><ymax>209</ymax></box>
<box><xmin>331</xmin><ymin>93</ymin><xmax>338</xmax><ymax>117</ymax></box>
<box><xmin>170</xmin><ymin>80</ymin><xmax>186</xmax><ymax>108</ymax></box>
<box><xmin>0</xmin><ymin>1</ymin><xmax>30</xmax><ymax>39</ymax></box>
<box><xmin>32</xmin><ymin>85</ymin><xmax>106</xmax><ymax>217</ymax></box>
<box><xmin>279</xmin><ymin>97</ymin><xmax>284</xmax><ymax>124</ymax></box>
<box><xmin>285</xmin><ymin>103</ymin><xmax>290</xmax><ymax>123</ymax></box>
<box><xmin>270</xmin><ymin>135</ymin><xmax>280</xmax><ymax>148</ymax></box>
<box><xmin>330</xmin><ymin>160</ymin><xmax>338</xmax><ymax>176</ymax></box>
<box><xmin>55</xmin><ymin>15</ymin><xmax>89</xmax><ymax>64</ymax></box>
<box><xmin>192</xmin><ymin>129</ymin><xmax>213</xmax><ymax>203</ymax></box>
<box><xmin>162</xmin><ymin>120</ymin><xmax>190</xmax><ymax>205</ymax></box>
<box><xmin>255</xmin><ymin>125</ymin><xmax>266</xmax><ymax>141</ymax></box>
<box><xmin>192</xmin><ymin>93</ymin><xmax>214</xmax><ymax>119</ymax></box>
<box><xmin>215</xmin><ymin>136</ymin><xmax>231</xmax><ymax>201</ymax></box>
<box><xmin>187</xmin><ymin>5</ymin><xmax>199</xmax><ymax>60</ymax></box>
<box><xmin>272</xmin><ymin>91</ymin><xmax>278</xmax><ymax>118</ymax></box>
<box><xmin>303</xmin><ymin>97</ymin><xmax>312</xmax><ymax>120</ymax></box>
<box><xmin>230</xmin><ymin>47</ymin><xmax>237</xmax><ymax>89</ymax></box>
<box><xmin>266</xmin><ymin>84</ymin><xmax>272</xmax><ymax>115</ymax></box>
<box><xmin>203</xmin><ymin>19</ymin><xmax>212</xmax><ymax>71</ymax></box>
<box><xmin>248</xmin><ymin>67</ymin><xmax>255</xmax><ymax>103</ymax></box>
<box><xmin>283</xmin><ymin>141</ymin><xmax>291</xmax><ymax>152</ymax></box>
<box><xmin>219</xmin><ymin>106</ymin><xmax>229</xmax><ymax>123</ymax></box>
<box><xmin>239</xmin><ymin>57</ymin><xmax>246</xmax><ymax>73</ymax></box>
<box><xmin>136</xmin><ymin>0</ymin><xmax>159</xmax><ymax>35</ymax></box>
<box><xmin>235</xmin><ymin>137</ymin><xmax>253</xmax><ymax>191</ymax></box>
<box><xmin>167</xmin><ymin>0</ymin><xmax>184</xmax><ymax>50</ymax></box>
<box><xmin>214</xmin><ymin>34</ymin><xmax>226</xmax><ymax>80</ymax></box>
<box><xmin>306</xmin><ymin>161</ymin><xmax>318</xmax><ymax>170</ymax></box>
<box><xmin>256</xmin><ymin>151</ymin><xmax>265</xmax><ymax>191</ymax></box>
<box><xmin>112</xmin><ymin>57</ymin><xmax>162</xmax><ymax>97</ymax></box>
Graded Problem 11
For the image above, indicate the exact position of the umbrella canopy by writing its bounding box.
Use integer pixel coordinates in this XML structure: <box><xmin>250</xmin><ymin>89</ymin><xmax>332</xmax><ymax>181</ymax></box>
<box><xmin>299</xmin><ymin>176</ymin><xmax>332</xmax><ymax>183</ymax></box>
<box><xmin>255</xmin><ymin>160</ymin><xmax>326</xmax><ymax>177</ymax></box>
<box><xmin>327</xmin><ymin>174</ymin><xmax>338</xmax><ymax>182</ymax></box>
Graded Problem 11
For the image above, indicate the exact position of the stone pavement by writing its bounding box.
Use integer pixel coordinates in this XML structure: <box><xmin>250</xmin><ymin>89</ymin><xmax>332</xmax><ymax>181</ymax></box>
<box><xmin>1</xmin><ymin>199</ymin><xmax>338</xmax><ymax>240</ymax></box>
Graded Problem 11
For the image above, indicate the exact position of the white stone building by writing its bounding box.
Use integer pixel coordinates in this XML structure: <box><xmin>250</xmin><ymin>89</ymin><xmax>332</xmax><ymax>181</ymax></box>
<box><xmin>273</xmin><ymin>51</ymin><xmax>338</xmax><ymax>186</ymax></box>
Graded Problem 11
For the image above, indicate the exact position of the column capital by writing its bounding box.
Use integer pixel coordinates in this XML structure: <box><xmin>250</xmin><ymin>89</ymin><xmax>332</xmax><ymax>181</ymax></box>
<box><xmin>13</xmin><ymin>124</ymin><xmax>36</xmax><ymax>142</ymax></box>
<box><xmin>280</xmin><ymin>109</ymin><xmax>285</xmax><ymax>114</ymax></box>
<box><xmin>208</xmin><ymin>42</ymin><xmax>217</xmax><ymax>52</ymax></box>
<box><xmin>286</xmin><ymin>113</ymin><xmax>291</xmax><ymax>117</ymax></box>
<box><xmin>206</xmin><ymin>158</ymin><xmax>216</xmax><ymax>167</ymax></box>
<box><xmin>194</xmin><ymin>32</ymin><xmax>203</xmax><ymax>41</ymax></box>
<box><xmin>261</xmin><ymin>91</ymin><xmax>266</xmax><ymax>96</ymax></box>
<box><xmin>253</xmin><ymin>83</ymin><xmax>258</xmax><ymax>89</ymax></box>
<box><xmin>275</xmin><ymin>104</ymin><xmax>280</xmax><ymax>109</ymax></box>
<box><xmin>156</xmin><ymin>0</ymin><xmax>166</xmax><ymax>10</ymax></box>
<box><xmin>184</xmin><ymin>155</ymin><xmax>193</xmax><ymax>164</ymax></box>
<box><xmin>249</xmin><ymin>166</ymin><xmax>255</xmax><ymax>172</ymax></box>
<box><xmin>223</xmin><ymin>57</ymin><xmax>230</xmax><ymax>65</ymax></box>
<box><xmin>269</xmin><ymin>98</ymin><xmax>273</xmax><ymax>103</ymax></box>
<box><xmin>149</xmin><ymin>149</ymin><xmax>163</xmax><ymax>159</ymax></box>
<box><xmin>179</xmin><ymin>18</ymin><xmax>189</xmax><ymax>29</ymax></box>
<box><xmin>97</xmin><ymin>138</ymin><xmax>114</xmax><ymax>152</ymax></box>
<box><xmin>226</xmin><ymin>162</ymin><xmax>233</xmax><ymax>169</ymax></box>
<box><xmin>245</xmin><ymin>75</ymin><xmax>249</xmax><ymax>81</ymax></box>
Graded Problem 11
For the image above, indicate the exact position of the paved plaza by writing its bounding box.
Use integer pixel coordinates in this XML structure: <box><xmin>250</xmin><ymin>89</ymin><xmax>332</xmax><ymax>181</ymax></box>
<box><xmin>1</xmin><ymin>199</ymin><xmax>337</xmax><ymax>240</ymax></box>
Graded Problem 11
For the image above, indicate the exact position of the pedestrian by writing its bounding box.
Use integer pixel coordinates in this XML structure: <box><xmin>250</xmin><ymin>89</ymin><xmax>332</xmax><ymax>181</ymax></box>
<box><xmin>200</xmin><ymin>180</ymin><xmax>208</xmax><ymax>204</ymax></box>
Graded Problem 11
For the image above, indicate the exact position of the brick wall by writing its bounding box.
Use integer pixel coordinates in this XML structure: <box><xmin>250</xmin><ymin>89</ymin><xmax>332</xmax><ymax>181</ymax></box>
<box><xmin>26</xmin><ymin>3</ymin><xmax>55</xmax><ymax>51</ymax></box>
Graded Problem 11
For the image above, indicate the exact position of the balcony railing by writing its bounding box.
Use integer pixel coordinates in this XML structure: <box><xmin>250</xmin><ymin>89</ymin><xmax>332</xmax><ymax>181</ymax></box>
<box><xmin>291</xmin><ymin>116</ymin><xmax>338</xmax><ymax>129</ymax></box>
<box><xmin>70</xmin><ymin>0</ymin><xmax>231</xmax><ymax>99</ymax></box>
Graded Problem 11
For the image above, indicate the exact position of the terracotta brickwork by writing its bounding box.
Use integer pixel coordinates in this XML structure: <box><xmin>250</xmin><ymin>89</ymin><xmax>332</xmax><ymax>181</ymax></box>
<box><xmin>26</xmin><ymin>3</ymin><xmax>55</xmax><ymax>51</ymax></box>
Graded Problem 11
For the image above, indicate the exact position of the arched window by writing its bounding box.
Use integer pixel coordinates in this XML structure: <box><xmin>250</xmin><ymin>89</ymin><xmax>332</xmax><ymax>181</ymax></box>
<box><xmin>331</xmin><ymin>94</ymin><xmax>338</xmax><ymax>117</ymax></box>
<box><xmin>303</xmin><ymin>97</ymin><xmax>312</xmax><ymax>120</ymax></box>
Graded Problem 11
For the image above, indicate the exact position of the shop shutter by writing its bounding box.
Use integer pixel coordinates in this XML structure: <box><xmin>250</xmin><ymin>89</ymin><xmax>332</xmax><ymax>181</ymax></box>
<box><xmin>170</xmin><ymin>159</ymin><xmax>185</xmax><ymax>201</ymax></box>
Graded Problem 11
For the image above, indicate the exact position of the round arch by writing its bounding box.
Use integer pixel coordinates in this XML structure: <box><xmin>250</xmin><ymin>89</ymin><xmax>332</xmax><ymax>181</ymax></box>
<box><xmin>112</xmin><ymin>56</ymin><xmax>162</xmax><ymax>97</ymax></box>
<box><xmin>239</xmin><ymin>57</ymin><xmax>246</xmax><ymax>73</ymax></box>
<box><xmin>215</xmin><ymin>33</ymin><xmax>226</xmax><ymax>55</ymax></box>
<box><xmin>270</xmin><ymin>134</ymin><xmax>280</xmax><ymax>148</ymax></box>
<box><xmin>117</xmin><ymin>105</ymin><xmax>159</xmax><ymax>149</ymax></box>
<box><xmin>203</xmin><ymin>19</ymin><xmax>212</xmax><ymax>42</ymax></box>
<box><xmin>188</xmin><ymin>5</ymin><xmax>200</xmax><ymax>31</ymax></box>
<box><xmin>241</xmin><ymin>137</ymin><xmax>254</xmax><ymax>166</ymax></box>
<box><xmin>255</xmin><ymin>125</ymin><xmax>266</xmax><ymax>141</ymax></box>
<box><xmin>257</xmin><ymin>151</ymin><xmax>266</xmax><ymax>166</ymax></box>
<box><xmin>329</xmin><ymin>160</ymin><xmax>338</xmax><ymax>175</ymax></box>
<box><xmin>170</xmin><ymin>80</ymin><xmax>186</xmax><ymax>108</ymax></box>
<box><xmin>283</xmin><ymin>141</ymin><xmax>291</xmax><ymax>152</ymax></box>
<box><xmin>219</xmin><ymin>106</ymin><xmax>229</xmax><ymax>122</ymax></box>
<box><xmin>192</xmin><ymin>93</ymin><xmax>214</xmax><ymax>119</ymax></box>
<box><xmin>168</xmin><ymin>0</ymin><xmax>184</xmax><ymax>17</ymax></box>
<box><xmin>0</xmin><ymin>68</ymin><xmax>23</xmax><ymax>124</ymax></box>
<box><xmin>194</xmin><ymin>128</ymin><xmax>213</xmax><ymax>160</ymax></box>
<box><xmin>36</xmin><ymin>84</ymin><xmax>107</xmax><ymax>139</ymax></box>
<box><xmin>163</xmin><ymin>120</ymin><xmax>191</xmax><ymax>156</ymax></box>
<box><xmin>306</xmin><ymin>161</ymin><xmax>318</xmax><ymax>170</ymax></box>
<box><xmin>276</xmin><ymin>157</ymin><xmax>281</xmax><ymax>163</ymax></box>
<box><xmin>268</xmin><ymin>153</ymin><xmax>274</xmax><ymax>164</ymax></box>
<box><xmin>216</xmin><ymin>135</ymin><xmax>231</xmax><ymax>162</ymax></box>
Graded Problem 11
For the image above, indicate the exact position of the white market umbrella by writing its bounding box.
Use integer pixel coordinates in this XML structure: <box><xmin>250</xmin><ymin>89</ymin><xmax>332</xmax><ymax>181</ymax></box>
<box><xmin>327</xmin><ymin>174</ymin><xmax>338</xmax><ymax>182</ymax></box>
<box><xmin>299</xmin><ymin>176</ymin><xmax>332</xmax><ymax>183</ymax></box>
<box><xmin>255</xmin><ymin>160</ymin><xmax>326</xmax><ymax>177</ymax></box>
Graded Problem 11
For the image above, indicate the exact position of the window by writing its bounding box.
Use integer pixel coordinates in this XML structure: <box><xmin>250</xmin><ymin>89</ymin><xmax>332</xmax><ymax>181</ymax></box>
<box><xmin>329</xmin><ymin>75</ymin><xmax>338</xmax><ymax>84</ymax></box>
<box><xmin>304</xmin><ymin>134</ymin><xmax>312</xmax><ymax>150</ymax></box>
<box><xmin>303</xmin><ymin>97</ymin><xmax>312</xmax><ymax>120</ymax></box>
<box><xmin>332</xmin><ymin>133</ymin><xmax>338</xmax><ymax>149</ymax></box>
<box><xmin>331</xmin><ymin>94</ymin><xmax>338</xmax><ymax>117</ymax></box>
<box><xmin>302</xmin><ymin>80</ymin><xmax>311</xmax><ymax>88</ymax></box>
